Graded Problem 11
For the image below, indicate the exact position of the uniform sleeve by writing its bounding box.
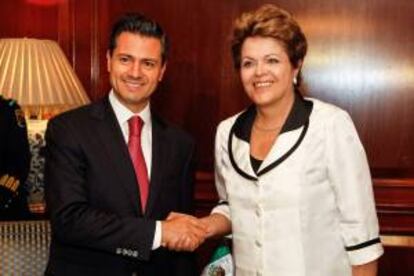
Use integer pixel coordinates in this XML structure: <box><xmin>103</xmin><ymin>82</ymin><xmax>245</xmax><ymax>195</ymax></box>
<box><xmin>178</xmin><ymin>137</ymin><xmax>196</xmax><ymax>214</ymax></box>
<box><xmin>173</xmin><ymin>136</ymin><xmax>197</xmax><ymax>276</ymax></box>
<box><xmin>0</xmin><ymin>101</ymin><xmax>31</xmax><ymax>218</ymax></box>
<box><xmin>211</xmin><ymin>122</ymin><xmax>231</xmax><ymax>220</ymax></box>
<box><xmin>4</xmin><ymin>102</ymin><xmax>31</xmax><ymax>183</ymax></box>
<box><xmin>326</xmin><ymin>110</ymin><xmax>383</xmax><ymax>265</ymax></box>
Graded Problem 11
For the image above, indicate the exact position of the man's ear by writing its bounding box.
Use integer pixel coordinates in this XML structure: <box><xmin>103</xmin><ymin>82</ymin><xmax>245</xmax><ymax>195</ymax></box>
<box><xmin>106</xmin><ymin>50</ymin><xmax>112</xmax><ymax>72</ymax></box>
<box><xmin>159</xmin><ymin>62</ymin><xmax>167</xmax><ymax>81</ymax></box>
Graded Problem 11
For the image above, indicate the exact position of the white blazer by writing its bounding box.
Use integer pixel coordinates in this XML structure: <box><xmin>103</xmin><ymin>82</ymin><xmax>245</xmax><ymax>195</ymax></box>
<box><xmin>212</xmin><ymin>94</ymin><xmax>383</xmax><ymax>276</ymax></box>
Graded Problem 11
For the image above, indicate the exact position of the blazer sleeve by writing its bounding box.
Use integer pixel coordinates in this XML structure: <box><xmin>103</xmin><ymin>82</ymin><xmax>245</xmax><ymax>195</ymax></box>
<box><xmin>178</xmin><ymin>137</ymin><xmax>196</xmax><ymax>214</ymax></box>
<box><xmin>211</xmin><ymin>121</ymin><xmax>231</xmax><ymax>219</ymax></box>
<box><xmin>173</xmin><ymin>135</ymin><xmax>198</xmax><ymax>276</ymax></box>
<box><xmin>3</xmin><ymin>101</ymin><xmax>31</xmax><ymax>183</ymax></box>
<box><xmin>45</xmin><ymin>116</ymin><xmax>156</xmax><ymax>261</ymax></box>
<box><xmin>326</xmin><ymin>110</ymin><xmax>384</xmax><ymax>265</ymax></box>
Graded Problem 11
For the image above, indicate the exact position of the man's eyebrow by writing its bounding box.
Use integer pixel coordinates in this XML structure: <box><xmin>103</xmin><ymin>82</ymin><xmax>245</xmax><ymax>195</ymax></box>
<box><xmin>141</xmin><ymin>57</ymin><xmax>160</xmax><ymax>63</ymax></box>
<box><xmin>115</xmin><ymin>53</ymin><xmax>133</xmax><ymax>58</ymax></box>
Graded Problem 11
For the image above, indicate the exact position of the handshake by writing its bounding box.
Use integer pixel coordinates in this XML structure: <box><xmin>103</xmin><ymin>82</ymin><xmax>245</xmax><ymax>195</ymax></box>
<box><xmin>161</xmin><ymin>212</ymin><xmax>228</xmax><ymax>252</ymax></box>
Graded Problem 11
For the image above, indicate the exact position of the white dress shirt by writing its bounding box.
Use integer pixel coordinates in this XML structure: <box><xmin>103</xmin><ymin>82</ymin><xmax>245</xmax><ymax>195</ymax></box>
<box><xmin>109</xmin><ymin>90</ymin><xmax>161</xmax><ymax>250</ymax></box>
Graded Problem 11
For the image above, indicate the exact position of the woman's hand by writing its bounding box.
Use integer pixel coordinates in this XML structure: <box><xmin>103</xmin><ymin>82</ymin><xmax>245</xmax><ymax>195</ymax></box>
<box><xmin>200</xmin><ymin>213</ymin><xmax>232</xmax><ymax>238</ymax></box>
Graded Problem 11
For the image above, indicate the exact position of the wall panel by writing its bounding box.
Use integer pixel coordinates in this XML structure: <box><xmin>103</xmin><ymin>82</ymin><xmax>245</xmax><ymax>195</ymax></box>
<box><xmin>2</xmin><ymin>0</ymin><xmax>412</xmax><ymax>175</ymax></box>
<box><xmin>82</xmin><ymin>0</ymin><xmax>414</xmax><ymax>175</ymax></box>
<box><xmin>0</xmin><ymin>0</ymin><xmax>59</xmax><ymax>40</ymax></box>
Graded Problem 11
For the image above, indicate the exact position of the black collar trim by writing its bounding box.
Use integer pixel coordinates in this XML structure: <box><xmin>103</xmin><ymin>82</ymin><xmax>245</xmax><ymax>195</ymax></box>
<box><xmin>228</xmin><ymin>93</ymin><xmax>313</xmax><ymax>180</ymax></box>
<box><xmin>233</xmin><ymin>93</ymin><xmax>313</xmax><ymax>142</ymax></box>
<box><xmin>257</xmin><ymin>121</ymin><xmax>308</xmax><ymax>176</ymax></box>
<box><xmin>228</xmin><ymin>130</ymin><xmax>258</xmax><ymax>181</ymax></box>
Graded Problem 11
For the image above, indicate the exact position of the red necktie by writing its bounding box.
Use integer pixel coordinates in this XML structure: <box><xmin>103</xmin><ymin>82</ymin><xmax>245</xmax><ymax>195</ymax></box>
<box><xmin>128</xmin><ymin>116</ymin><xmax>149</xmax><ymax>211</ymax></box>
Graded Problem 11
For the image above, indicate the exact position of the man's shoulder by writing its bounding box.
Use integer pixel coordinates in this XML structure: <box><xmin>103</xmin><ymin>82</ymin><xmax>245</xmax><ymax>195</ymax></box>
<box><xmin>46</xmin><ymin>101</ymin><xmax>107</xmax><ymax>143</ymax></box>
<box><xmin>49</xmin><ymin>100</ymin><xmax>104</xmax><ymax>126</ymax></box>
<box><xmin>153</xmin><ymin>114</ymin><xmax>194</xmax><ymax>146</ymax></box>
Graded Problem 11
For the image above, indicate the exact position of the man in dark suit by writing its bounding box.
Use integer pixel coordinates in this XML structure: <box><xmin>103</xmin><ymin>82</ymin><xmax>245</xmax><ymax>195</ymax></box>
<box><xmin>45</xmin><ymin>13</ymin><xmax>206</xmax><ymax>276</ymax></box>
<box><xmin>0</xmin><ymin>96</ymin><xmax>31</xmax><ymax>220</ymax></box>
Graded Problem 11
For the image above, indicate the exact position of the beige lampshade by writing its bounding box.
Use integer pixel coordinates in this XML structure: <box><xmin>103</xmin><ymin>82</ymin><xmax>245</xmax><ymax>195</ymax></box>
<box><xmin>0</xmin><ymin>38</ymin><xmax>89</xmax><ymax>117</ymax></box>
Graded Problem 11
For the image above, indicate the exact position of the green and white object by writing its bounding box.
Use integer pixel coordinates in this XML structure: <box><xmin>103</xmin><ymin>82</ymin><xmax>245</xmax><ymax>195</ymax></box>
<box><xmin>201</xmin><ymin>244</ymin><xmax>233</xmax><ymax>276</ymax></box>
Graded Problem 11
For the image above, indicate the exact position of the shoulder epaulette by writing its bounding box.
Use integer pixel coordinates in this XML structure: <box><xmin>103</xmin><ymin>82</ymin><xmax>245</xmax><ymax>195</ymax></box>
<box><xmin>0</xmin><ymin>174</ymin><xmax>20</xmax><ymax>192</ymax></box>
<box><xmin>8</xmin><ymin>99</ymin><xmax>17</xmax><ymax>107</ymax></box>
<box><xmin>0</xmin><ymin>96</ymin><xmax>19</xmax><ymax>108</ymax></box>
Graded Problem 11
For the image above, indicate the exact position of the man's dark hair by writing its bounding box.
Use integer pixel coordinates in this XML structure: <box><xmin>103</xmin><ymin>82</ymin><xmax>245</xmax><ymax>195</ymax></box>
<box><xmin>108</xmin><ymin>13</ymin><xmax>169</xmax><ymax>64</ymax></box>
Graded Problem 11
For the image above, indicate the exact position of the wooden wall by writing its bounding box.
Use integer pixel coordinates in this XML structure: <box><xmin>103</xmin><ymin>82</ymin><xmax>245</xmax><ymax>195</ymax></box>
<box><xmin>1</xmin><ymin>0</ymin><xmax>413</xmax><ymax>274</ymax></box>
<box><xmin>2</xmin><ymin>0</ymin><xmax>412</xmax><ymax>174</ymax></box>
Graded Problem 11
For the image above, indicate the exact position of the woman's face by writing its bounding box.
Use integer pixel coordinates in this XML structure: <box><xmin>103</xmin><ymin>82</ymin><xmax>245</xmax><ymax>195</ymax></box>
<box><xmin>240</xmin><ymin>36</ymin><xmax>299</xmax><ymax>108</ymax></box>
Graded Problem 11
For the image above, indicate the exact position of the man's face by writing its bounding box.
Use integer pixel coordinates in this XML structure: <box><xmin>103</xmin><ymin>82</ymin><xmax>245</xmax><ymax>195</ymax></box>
<box><xmin>107</xmin><ymin>32</ymin><xmax>166</xmax><ymax>113</ymax></box>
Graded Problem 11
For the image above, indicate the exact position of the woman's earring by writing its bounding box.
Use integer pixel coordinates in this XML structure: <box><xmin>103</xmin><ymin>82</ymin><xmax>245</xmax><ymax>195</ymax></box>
<box><xmin>293</xmin><ymin>76</ymin><xmax>298</xmax><ymax>85</ymax></box>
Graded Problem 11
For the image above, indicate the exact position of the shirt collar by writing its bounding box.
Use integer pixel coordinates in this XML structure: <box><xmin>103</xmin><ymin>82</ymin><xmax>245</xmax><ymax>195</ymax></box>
<box><xmin>233</xmin><ymin>92</ymin><xmax>313</xmax><ymax>142</ymax></box>
<box><xmin>109</xmin><ymin>90</ymin><xmax>151</xmax><ymax>126</ymax></box>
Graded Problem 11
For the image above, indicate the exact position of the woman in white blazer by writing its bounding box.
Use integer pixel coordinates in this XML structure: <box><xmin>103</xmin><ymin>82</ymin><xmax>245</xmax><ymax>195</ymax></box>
<box><xmin>201</xmin><ymin>4</ymin><xmax>384</xmax><ymax>276</ymax></box>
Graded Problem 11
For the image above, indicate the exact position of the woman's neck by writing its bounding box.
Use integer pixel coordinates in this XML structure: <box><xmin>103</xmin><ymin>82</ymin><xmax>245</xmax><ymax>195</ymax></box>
<box><xmin>254</xmin><ymin>92</ymin><xmax>295</xmax><ymax>129</ymax></box>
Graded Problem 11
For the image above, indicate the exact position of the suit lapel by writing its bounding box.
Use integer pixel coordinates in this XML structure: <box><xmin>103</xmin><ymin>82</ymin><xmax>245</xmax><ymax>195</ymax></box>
<box><xmin>145</xmin><ymin>113</ymin><xmax>169</xmax><ymax>217</ymax></box>
<box><xmin>90</xmin><ymin>98</ymin><xmax>142</xmax><ymax>215</ymax></box>
<box><xmin>228</xmin><ymin>94</ymin><xmax>313</xmax><ymax>179</ymax></box>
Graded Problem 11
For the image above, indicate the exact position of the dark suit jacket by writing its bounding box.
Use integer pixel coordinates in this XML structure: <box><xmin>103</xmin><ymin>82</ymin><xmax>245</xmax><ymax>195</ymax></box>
<box><xmin>44</xmin><ymin>97</ymin><xmax>196</xmax><ymax>276</ymax></box>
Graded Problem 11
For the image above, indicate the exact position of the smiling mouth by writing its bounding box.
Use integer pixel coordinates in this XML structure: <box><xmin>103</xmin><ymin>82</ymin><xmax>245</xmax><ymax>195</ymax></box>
<box><xmin>254</xmin><ymin>81</ymin><xmax>273</xmax><ymax>88</ymax></box>
<box><xmin>124</xmin><ymin>81</ymin><xmax>145</xmax><ymax>89</ymax></box>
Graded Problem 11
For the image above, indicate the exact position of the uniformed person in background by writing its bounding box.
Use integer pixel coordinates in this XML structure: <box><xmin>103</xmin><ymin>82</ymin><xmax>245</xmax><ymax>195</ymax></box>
<box><xmin>0</xmin><ymin>95</ymin><xmax>31</xmax><ymax>220</ymax></box>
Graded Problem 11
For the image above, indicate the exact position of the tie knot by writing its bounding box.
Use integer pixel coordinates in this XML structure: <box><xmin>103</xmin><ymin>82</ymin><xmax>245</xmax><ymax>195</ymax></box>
<box><xmin>128</xmin><ymin>116</ymin><xmax>144</xmax><ymax>137</ymax></box>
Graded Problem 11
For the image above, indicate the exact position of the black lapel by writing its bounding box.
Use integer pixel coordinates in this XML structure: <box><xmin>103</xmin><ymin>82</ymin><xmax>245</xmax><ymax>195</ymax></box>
<box><xmin>229</xmin><ymin>93</ymin><xmax>313</xmax><ymax>180</ymax></box>
<box><xmin>145</xmin><ymin>112</ymin><xmax>169</xmax><ymax>217</ymax></box>
<box><xmin>90</xmin><ymin>97</ymin><xmax>142</xmax><ymax>215</ymax></box>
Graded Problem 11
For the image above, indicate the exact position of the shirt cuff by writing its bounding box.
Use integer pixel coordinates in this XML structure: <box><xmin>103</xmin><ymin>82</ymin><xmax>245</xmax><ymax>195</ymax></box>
<box><xmin>347</xmin><ymin>239</ymin><xmax>384</xmax><ymax>265</ymax></box>
<box><xmin>151</xmin><ymin>221</ymin><xmax>162</xmax><ymax>250</ymax></box>
<box><xmin>211</xmin><ymin>204</ymin><xmax>231</xmax><ymax>221</ymax></box>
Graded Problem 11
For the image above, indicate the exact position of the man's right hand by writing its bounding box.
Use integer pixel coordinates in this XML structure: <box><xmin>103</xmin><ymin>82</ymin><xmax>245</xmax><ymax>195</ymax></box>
<box><xmin>161</xmin><ymin>212</ymin><xmax>208</xmax><ymax>252</ymax></box>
